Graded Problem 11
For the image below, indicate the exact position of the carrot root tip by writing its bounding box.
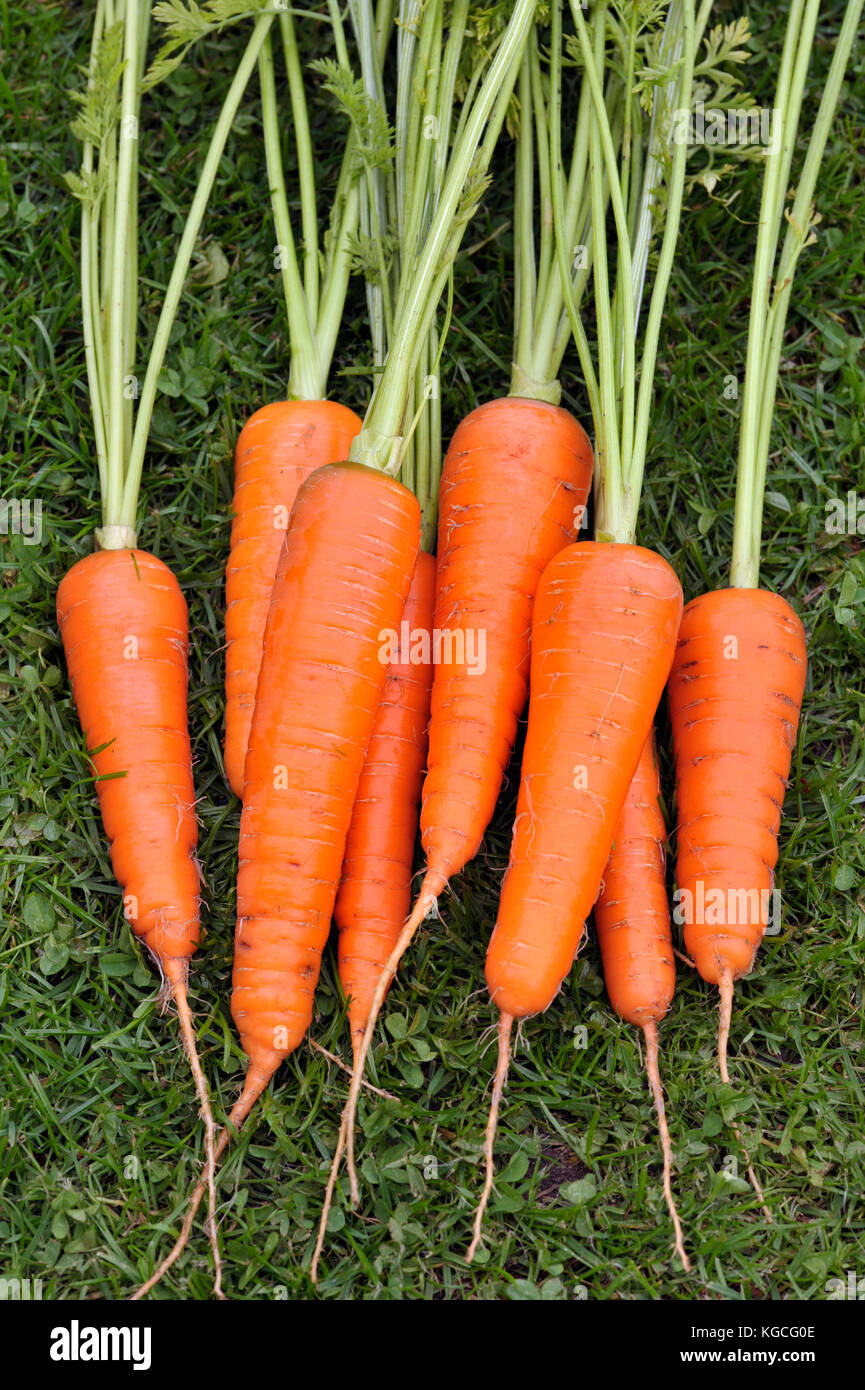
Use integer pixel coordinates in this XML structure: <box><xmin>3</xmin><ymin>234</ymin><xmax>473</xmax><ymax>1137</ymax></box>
<box><xmin>466</xmin><ymin>1012</ymin><xmax>514</xmax><ymax>1264</ymax></box>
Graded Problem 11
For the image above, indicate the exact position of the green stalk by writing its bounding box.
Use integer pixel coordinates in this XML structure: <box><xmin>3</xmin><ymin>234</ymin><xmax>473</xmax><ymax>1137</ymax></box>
<box><xmin>622</xmin><ymin>0</ymin><xmax>695</xmax><ymax>543</ymax></box>
<box><xmin>121</xmin><ymin>14</ymin><xmax>274</xmax><ymax>532</ymax></box>
<box><xmin>352</xmin><ymin>0</ymin><xmax>539</xmax><ymax>472</ymax></box>
<box><xmin>571</xmin><ymin>0</ymin><xmax>635</xmax><ymax>498</ymax></box>
<box><xmin>279</xmin><ymin>6</ymin><xmax>320</xmax><ymax>321</ymax></box>
<box><xmin>550</xmin><ymin>0</ymin><xmax>600</xmax><ymax>430</ymax></box>
<box><xmin>733</xmin><ymin>0</ymin><xmax>863</xmax><ymax>586</ymax></box>
<box><xmin>103</xmin><ymin>0</ymin><xmax>139</xmax><ymax>530</ymax></box>
<box><xmin>258</xmin><ymin>28</ymin><xmax>320</xmax><ymax>399</ymax></box>
<box><xmin>530</xmin><ymin>31</ymin><xmax>554</xmax><ymax>329</ymax></box>
<box><xmin>395</xmin><ymin>0</ymin><xmax>424</xmax><ymax>234</ymax></box>
<box><xmin>729</xmin><ymin>0</ymin><xmax>810</xmax><ymax>586</ymax></box>
<box><xmin>80</xmin><ymin>2</ymin><xmax>109</xmax><ymax>498</ymax></box>
<box><xmin>513</xmin><ymin>49</ymin><xmax>537</xmax><ymax>386</ymax></box>
<box><xmin>585</xmin><ymin>11</ymin><xmax>622</xmax><ymax>541</ymax></box>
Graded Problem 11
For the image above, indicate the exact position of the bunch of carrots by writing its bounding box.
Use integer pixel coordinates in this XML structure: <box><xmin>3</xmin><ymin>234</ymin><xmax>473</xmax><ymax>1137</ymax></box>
<box><xmin>53</xmin><ymin>0</ymin><xmax>862</xmax><ymax>1298</ymax></box>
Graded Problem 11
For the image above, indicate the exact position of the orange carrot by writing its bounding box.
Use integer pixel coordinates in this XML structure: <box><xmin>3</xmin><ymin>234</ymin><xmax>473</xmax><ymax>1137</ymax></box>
<box><xmin>594</xmin><ymin>734</ymin><xmax>689</xmax><ymax>1271</ymax></box>
<box><xmin>57</xmin><ymin>548</ymin><xmax>221</xmax><ymax>1288</ymax></box>
<box><xmin>326</xmin><ymin>398</ymin><xmax>594</xmax><ymax>1206</ymax></box>
<box><xmin>335</xmin><ymin>550</ymin><xmax>437</xmax><ymax>1061</ymax></box>
<box><xmin>668</xmin><ymin>588</ymin><xmax>806</xmax><ymax>1215</ymax></box>
<box><xmin>134</xmin><ymin>462</ymin><xmax>420</xmax><ymax>1294</ymax></box>
<box><xmin>231</xmin><ymin>462</ymin><xmax>420</xmax><ymax>1100</ymax></box>
<box><xmin>467</xmin><ymin>541</ymin><xmax>683</xmax><ymax>1259</ymax></box>
<box><xmin>224</xmin><ymin>401</ymin><xmax>363</xmax><ymax>796</ymax></box>
<box><xmin>422</xmin><ymin>398</ymin><xmax>593</xmax><ymax>900</ymax></box>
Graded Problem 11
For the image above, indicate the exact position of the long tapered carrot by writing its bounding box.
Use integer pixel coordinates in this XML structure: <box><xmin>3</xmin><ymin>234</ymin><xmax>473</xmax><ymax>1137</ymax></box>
<box><xmin>57</xmin><ymin>548</ymin><xmax>221</xmax><ymax>1291</ymax></box>
<box><xmin>330</xmin><ymin>398</ymin><xmax>593</xmax><ymax>1198</ymax></box>
<box><xmin>224</xmin><ymin>401</ymin><xmax>363</xmax><ymax>795</ymax></box>
<box><xmin>137</xmin><ymin>462</ymin><xmax>420</xmax><ymax>1292</ymax></box>
<box><xmin>467</xmin><ymin>541</ymin><xmax>683</xmax><ymax>1258</ymax></box>
<box><xmin>309</xmin><ymin>551</ymin><xmax>435</xmax><ymax>1277</ymax></box>
<box><xmin>594</xmin><ymin>734</ymin><xmax>689</xmax><ymax>1271</ymax></box>
<box><xmin>232</xmin><ymin>462</ymin><xmax>420</xmax><ymax>1093</ymax></box>
<box><xmin>65</xmin><ymin>0</ymin><xmax>291</xmax><ymax>1298</ymax></box>
<box><xmin>335</xmin><ymin>550</ymin><xmax>437</xmax><ymax>1061</ymax></box>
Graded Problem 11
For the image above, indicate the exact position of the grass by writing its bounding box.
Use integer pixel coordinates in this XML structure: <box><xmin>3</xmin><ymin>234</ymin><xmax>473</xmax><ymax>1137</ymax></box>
<box><xmin>1</xmin><ymin>0</ymin><xmax>863</xmax><ymax>1301</ymax></box>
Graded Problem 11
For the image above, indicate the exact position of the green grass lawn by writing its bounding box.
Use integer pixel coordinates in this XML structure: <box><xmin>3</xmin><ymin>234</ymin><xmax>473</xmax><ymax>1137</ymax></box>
<box><xmin>1</xmin><ymin>1</ymin><xmax>863</xmax><ymax>1301</ymax></box>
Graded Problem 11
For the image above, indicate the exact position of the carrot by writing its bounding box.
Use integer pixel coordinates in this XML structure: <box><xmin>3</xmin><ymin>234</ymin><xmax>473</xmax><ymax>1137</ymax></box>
<box><xmin>325</xmin><ymin>397</ymin><xmax>593</xmax><ymax>1207</ymax></box>
<box><xmin>56</xmin><ymin>551</ymin><xmax>216</xmax><ymax>1243</ymax></box>
<box><xmin>594</xmin><ymin>734</ymin><xmax>690</xmax><ymax>1271</ymax></box>
<box><xmin>467</xmin><ymin>542</ymin><xmax>683</xmax><ymax>1257</ymax></box>
<box><xmin>219</xmin><ymin>3</ymin><xmax>367</xmax><ymax>797</ymax></box>
<box><xmin>303</xmin><ymin>0</ymin><xmax>541</xmax><ymax>1278</ymax></box>
<box><xmin>335</xmin><ymin>550</ymin><xmax>437</xmax><ymax>1060</ymax></box>
<box><xmin>464</xmin><ymin>0</ymin><xmax>700</xmax><ymax>1260</ymax></box>
<box><xmin>668</xmin><ymin>589</ymin><xmax>807</xmax><ymax>1216</ymax></box>
<box><xmin>224</xmin><ymin>400</ymin><xmax>362</xmax><ymax>794</ymax></box>
<box><xmin>65</xmin><ymin>0</ymin><xmax>283</xmax><ymax>1298</ymax></box>
<box><xmin>664</xmin><ymin>0</ymin><xmax>860</xmax><ymax>1220</ymax></box>
<box><xmin>231</xmin><ymin>462</ymin><xmax>420</xmax><ymax>1096</ymax></box>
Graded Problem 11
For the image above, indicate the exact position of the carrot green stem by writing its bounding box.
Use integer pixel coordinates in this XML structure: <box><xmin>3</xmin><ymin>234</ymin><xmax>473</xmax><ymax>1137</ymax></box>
<box><xmin>79</xmin><ymin>3</ymin><xmax>109</xmax><ymax>498</ymax></box>
<box><xmin>278</xmin><ymin>6</ymin><xmax>320</xmax><ymax>321</ymax></box>
<box><xmin>559</xmin><ymin>0</ymin><xmax>695</xmax><ymax>545</ymax></box>
<box><xmin>730</xmin><ymin>0</ymin><xmax>863</xmax><ymax>587</ymax></box>
<box><xmin>104</xmin><ymin>0</ymin><xmax>140</xmax><ymax>532</ymax></box>
<box><xmin>623</xmin><ymin>0</ymin><xmax>695</xmax><ymax>543</ymax></box>
<box><xmin>121</xmin><ymin>14</ymin><xmax>274</xmax><ymax>533</ymax></box>
<box><xmin>258</xmin><ymin>29</ymin><xmax>320</xmax><ymax>400</ymax></box>
<box><xmin>350</xmin><ymin>0</ymin><xmax>539</xmax><ymax>474</ymax></box>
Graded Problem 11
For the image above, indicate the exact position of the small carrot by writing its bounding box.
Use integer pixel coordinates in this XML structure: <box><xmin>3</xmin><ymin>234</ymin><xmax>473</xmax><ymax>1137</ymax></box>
<box><xmin>668</xmin><ymin>588</ymin><xmax>806</xmax><ymax>1215</ymax></box>
<box><xmin>594</xmin><ymin>734</ymin><xmax>689</xmax><ymax>1271</ymax></box>
<box><xmin>335</xmin><ymin>550</ymin><xmax>437</xmax><ymax>1061</ymax></box>
<box><xmin>467</xmin><ymin>542</ymin><xmax>683</xmax><ymax>1258</ymax></box>
<box><xmin>224</xmin><ymin>400</ymin><xmax>362</xmax><ymax>795</ymax></box>
<box><xmin>664</xmin><ymin>0</ymin><xmax>860</xmax><ymax>1218</ymax></box>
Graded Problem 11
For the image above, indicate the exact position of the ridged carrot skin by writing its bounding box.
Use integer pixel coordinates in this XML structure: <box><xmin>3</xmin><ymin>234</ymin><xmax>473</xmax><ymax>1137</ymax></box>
<box><xmin>335</xmin><ymin>551</ymin><xmax>436</xmax><ymax>1056</ymax></box>
<box><xmin>485</xmin><ymin>543</ymin><xmax>683</xmax><ymax>1019</ymax></box>
<box><xmin>57</xmin><ymin>548</ymin><xmax>199</xmax><ymax>984</ymax></box>
<box><xmin>420</xmin><ymin>397</ymin><xmax>594</xmax><ymax>893</ymax></box>
<box><xmin>232</xmin><ymin>462</ymin><xmax>421</xmax><ymax>1095</ymax></box>
<box><xmin>668</xmin><ymin>587</ymin><xmax>807</xmax><ymax>986</ymax></box>
<box><xmin>595</xmin><ymin>735</ymin><xmax>674</xmax><ymax>1027</ymax></box>
<box><xmin>224</xmin><ymin>400</ymin><xmax>363</xmax><ymax>796</ymax></box>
